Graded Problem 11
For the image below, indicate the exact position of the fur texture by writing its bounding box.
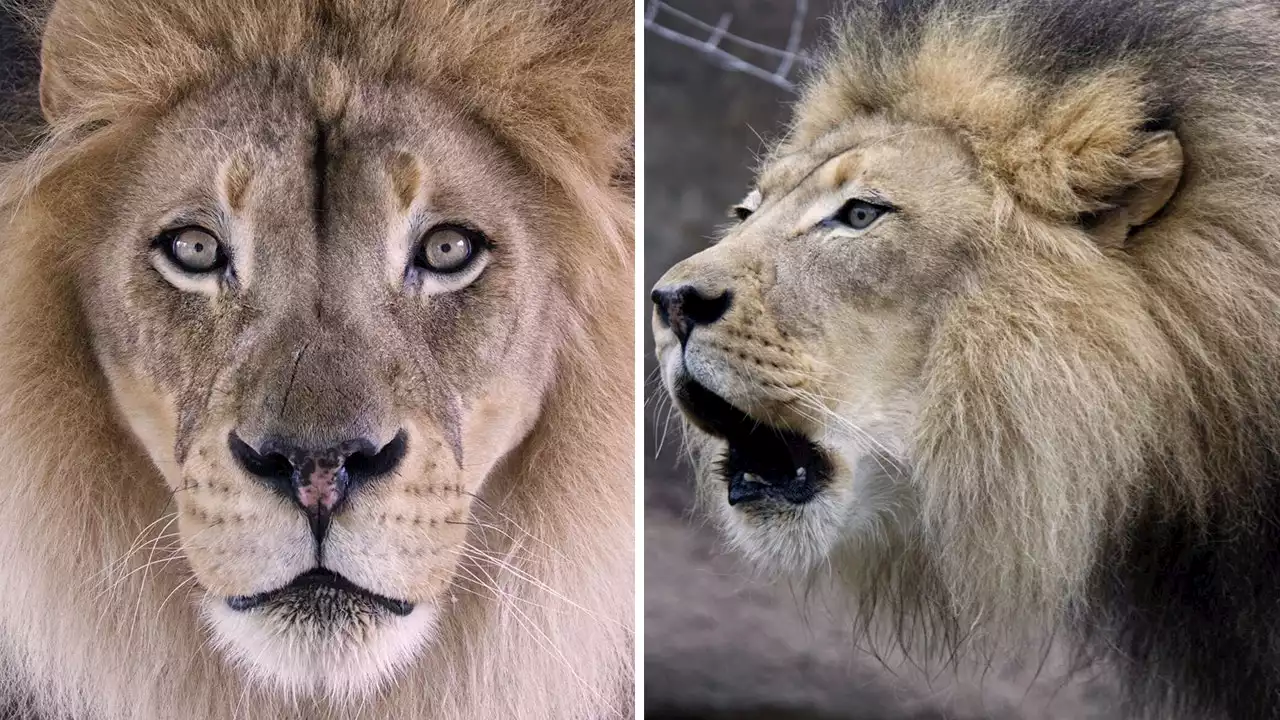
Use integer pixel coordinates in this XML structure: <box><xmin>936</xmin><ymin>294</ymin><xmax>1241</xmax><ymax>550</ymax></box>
<box><xmin>654</xmin><ymin>0</ymin><xmax>1280</xmax><ymax>717</ymax></box>
<box><xmin>0</xmin><ymin>0</ymin><xmax>633</xmax><ymax>718</ymax></box>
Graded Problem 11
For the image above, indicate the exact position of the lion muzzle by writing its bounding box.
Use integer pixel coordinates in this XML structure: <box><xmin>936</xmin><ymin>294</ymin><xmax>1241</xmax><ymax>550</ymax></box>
<box><xmin>228</xmin><ymin>430</ymin><xmax>408</xmax><ymax>545</ymax></box>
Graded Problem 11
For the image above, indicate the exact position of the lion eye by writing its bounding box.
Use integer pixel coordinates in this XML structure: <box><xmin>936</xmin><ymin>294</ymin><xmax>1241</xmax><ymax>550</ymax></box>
<box><xmin>836</xmin><ymin>199</ymin><xmax>892</xmax><ymax>230</ymax></box>
<box><xmin>415</xmin><ymin>225</ymin><xmax>485</xmax><ymax>274</ymax></box>
<box><xmin>730</xmin><ymin>189</ymin><xmax>762</xmax><ymax>222</ymax></box>
<box><xmin>163</xmin><ymin>227</ymin><xmax>226</xmax><ymax>273</ymax></box>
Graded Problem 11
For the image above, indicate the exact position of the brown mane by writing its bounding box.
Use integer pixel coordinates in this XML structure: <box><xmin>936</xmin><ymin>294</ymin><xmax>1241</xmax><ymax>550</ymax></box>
<box><xmin>772</xmin><ymin>1</ymin><xmax>1280</xmax><ymax>715</ymax></box>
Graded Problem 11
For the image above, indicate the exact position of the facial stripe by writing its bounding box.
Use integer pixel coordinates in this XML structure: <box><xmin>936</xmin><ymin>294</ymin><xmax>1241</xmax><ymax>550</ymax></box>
<box><xmin>311</xmin><ymin>118</ymin><xmax>330</xmax><ymax>239</ymax></box>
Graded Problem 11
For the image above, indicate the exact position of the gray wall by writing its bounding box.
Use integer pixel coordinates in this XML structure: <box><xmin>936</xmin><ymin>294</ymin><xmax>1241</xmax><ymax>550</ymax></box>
<box><xmin>642</xmin><ymin>2</ymin><xmax>1117</xmax><ymax>718</ymax></box>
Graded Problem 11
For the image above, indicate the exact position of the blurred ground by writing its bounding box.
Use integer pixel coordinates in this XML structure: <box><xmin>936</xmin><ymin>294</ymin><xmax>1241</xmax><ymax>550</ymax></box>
<box><xmin>642</xmin><ymin>2</ymin><xmax>1120</xmax><ymax>718</ymax></box>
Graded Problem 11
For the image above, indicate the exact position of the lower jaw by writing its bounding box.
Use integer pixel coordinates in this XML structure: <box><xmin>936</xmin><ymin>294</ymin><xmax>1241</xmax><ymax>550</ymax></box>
<box><xmin>260</xmin><ymin>603</ymin><xmax>397</xmax><ymax>635</ymax></box>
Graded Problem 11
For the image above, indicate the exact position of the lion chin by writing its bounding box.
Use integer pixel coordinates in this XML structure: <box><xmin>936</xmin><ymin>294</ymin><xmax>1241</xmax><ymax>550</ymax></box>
<box><xmin>204</xmin><ymin>581</ymin><xmax>438</xmax><ymax>697</ymax></box>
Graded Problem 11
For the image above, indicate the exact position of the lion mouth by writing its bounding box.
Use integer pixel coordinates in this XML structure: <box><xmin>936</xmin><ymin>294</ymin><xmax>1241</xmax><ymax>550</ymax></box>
<box><xmin>227</xmin><ymin>568</ymin><xmax>414</xmax><ymax>617</ymax></box>
<box><xmin>673</xmin><ymin>377</ymin><xmax>830</xmax><ymax>506</ymax></box>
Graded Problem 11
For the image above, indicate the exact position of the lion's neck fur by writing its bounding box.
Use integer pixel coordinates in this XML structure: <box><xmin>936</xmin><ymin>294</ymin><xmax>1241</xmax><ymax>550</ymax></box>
<box><xmin>787</xmin><ymin>0</ymin><xmax>1280</xmax><ymax>715</ymax></box>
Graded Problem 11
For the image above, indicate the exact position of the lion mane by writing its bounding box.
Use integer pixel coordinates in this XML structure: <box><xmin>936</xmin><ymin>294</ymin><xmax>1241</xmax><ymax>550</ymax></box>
<box><xmin>0</xmin><ymin>1</ymin><xmax>632</xmax><ymax>718</ymax></box>
<box><xmin>786</xmin><ymin>0</ymin><xmax>1280</xmax><ymax>716</ymax></box>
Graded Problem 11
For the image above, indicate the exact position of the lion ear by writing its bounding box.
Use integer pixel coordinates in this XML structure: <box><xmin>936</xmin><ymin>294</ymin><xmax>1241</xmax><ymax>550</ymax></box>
<box><xmin>1086</xmin><ymin>130</ymin><xmax>1184</xmax><ymax>247</ymax></box>
<box><xmin>39</xmin><ymin>41</ymin><xmax>71</xmax><ymax>123</ymax></box>
<box><xmin>36</xmin><ymin>1</ymin><xmax>117</xmax><ymax>125</ymax></box>
<box><xmin>37</xmin><ymin>1</ymin><xmax>84</xmax><ymax>124</ymax></box>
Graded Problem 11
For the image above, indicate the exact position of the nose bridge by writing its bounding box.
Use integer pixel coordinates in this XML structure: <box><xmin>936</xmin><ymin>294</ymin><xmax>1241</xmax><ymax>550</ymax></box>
<box><xmin>238</xmin><ymin>309</ymin><xmax>394</xmax><ymax>447</ymax></box>
<box><xmin>658</xmin><ymin>241</ymin><xmax>731</xmax><ymax>295</ymax></box>
<box><xmin>656</xmin><ymin>233</ymin><xmax>777</xmax><ymax>324</ymax></box>
<box><xmin>659</xmin><ymin>231</ymin><xmax>774</xmax><ymax>295</ymax></box>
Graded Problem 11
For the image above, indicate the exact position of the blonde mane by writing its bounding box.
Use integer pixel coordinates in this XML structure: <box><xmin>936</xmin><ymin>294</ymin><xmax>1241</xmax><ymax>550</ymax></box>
<box><xmin>747</xmin><ymin>0</ymin><xmax>1280</xmax><ymax>714</ymax></box>
<box><xmin>0</xmin><ymin>1</ymin><xmax>633</xmax><ymax>718</ymax></box>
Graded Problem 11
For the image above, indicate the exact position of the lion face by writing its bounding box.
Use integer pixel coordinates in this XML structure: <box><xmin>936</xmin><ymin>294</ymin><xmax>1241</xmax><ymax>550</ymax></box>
<box><xmin>654</xmin><ymin>116</ymin><xmax>991</xmax><ymax>572</ymax></box>
<box><xmin>83</xmin><ymin>70</ymin><xmax>559</xmax><ymax>695</ymax></box>
<box><xmin>655</xmin><ymin>87</ymin><xmax>1188</xmax><ymax>615</ymax></box>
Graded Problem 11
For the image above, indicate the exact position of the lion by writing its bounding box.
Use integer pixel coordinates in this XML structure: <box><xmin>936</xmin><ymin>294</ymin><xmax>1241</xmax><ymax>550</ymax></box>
<box><xmin>653</xmin><ymin>0</ymin><xmax>1280</xmax><ymax>716</ymax></box>
<box><xmin>0</xmin><ymin>0</ymin><xmax>633</xmax><ymax>718</ymax></box>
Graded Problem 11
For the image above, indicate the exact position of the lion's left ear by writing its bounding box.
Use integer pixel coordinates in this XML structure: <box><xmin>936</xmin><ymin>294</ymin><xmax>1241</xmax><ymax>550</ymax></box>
<box><xmin>1085</xmin><ymin>130</ymin><xmax>1184</xmax><ymax>247</ymax></box>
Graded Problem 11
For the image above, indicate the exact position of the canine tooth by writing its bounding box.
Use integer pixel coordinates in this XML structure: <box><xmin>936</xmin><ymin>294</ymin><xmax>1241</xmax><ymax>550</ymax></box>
<box><xmin>742</xmin><ymin>472</ymin><xmax>763</xmax><ymax>484</ymax></box>
<box><xmin>796</xmin><ymin>467</ymin><xmax>807</xmax><ymax>480</ymax></box>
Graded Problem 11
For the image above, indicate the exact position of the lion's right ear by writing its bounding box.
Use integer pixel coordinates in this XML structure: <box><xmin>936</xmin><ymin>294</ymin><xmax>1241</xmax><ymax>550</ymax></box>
<box><xmin>36</xmin><ymin>1</ymin><xmax>110</xmax><ymax>125</ymax></box>
<box><xmin>37</xmin><ymin>1</ymin><xmax>81</xmax><ymax>124</ymax></box>
<box><xmin>1085</xmin><ymin>131</ymin><xmax>1184</xmax><ymax>248</ymax></box>
<box><xmin>39</xmin><ymin>40</ymin><xmax>71</xmax><ymax>123</ymax></box>
<box><xmin>35</xmin><ymin>1</ymin><xmax>189</xmax><ymax>126</ymax></box>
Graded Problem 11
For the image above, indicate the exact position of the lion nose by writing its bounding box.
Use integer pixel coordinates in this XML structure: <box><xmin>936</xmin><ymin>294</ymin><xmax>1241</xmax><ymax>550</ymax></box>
<box><xmin>651</xmin><ymin>284</ymin><xmax>732</xmax><ymax>344</ymax></box>
<box><xmin>228</xmin><ymin>430</ymin><xmax>408</xmax><ymax>543</ymax></box>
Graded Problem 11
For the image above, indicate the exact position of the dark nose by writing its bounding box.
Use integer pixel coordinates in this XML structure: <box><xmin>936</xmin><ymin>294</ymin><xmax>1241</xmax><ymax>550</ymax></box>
<box><xmin>651</xmin><ymin>285</ymin><xmax>732</xmax><ymax>344</ymax></box>
<box><xmin>228</xmin><ymin>430</ymin><xmax>408</xmax><ymax>543</ymax></box>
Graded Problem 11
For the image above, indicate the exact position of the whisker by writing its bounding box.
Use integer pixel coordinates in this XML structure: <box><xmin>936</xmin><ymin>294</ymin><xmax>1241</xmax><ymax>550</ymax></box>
<box><xmin>456</xmin><ymin>554</ymin><xmax>614</xmax><ymax>710</ymax></box>
<box><xmin>456</xmin><ymin>542</ymin><xmax>624</xmax><ymax>628</ymax></box>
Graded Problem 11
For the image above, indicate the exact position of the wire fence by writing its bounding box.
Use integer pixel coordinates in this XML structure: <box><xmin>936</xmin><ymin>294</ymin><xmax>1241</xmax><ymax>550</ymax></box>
<box><xmin>643</xmin><ymin>0</ymin><xmax>813</xmax><ymax>92</ymax></box>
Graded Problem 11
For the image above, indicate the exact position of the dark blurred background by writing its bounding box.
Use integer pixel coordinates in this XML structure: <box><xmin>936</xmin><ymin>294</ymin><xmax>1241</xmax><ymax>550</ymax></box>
<box><xmin>642</xmin><ymin>2</ymin><xmax>1118</xmax><ymax>718</ymax></box>
<box><xmin>0</xmin><ymin>3</ymin><xmax>41</xmax><ymax>157</ymax></box>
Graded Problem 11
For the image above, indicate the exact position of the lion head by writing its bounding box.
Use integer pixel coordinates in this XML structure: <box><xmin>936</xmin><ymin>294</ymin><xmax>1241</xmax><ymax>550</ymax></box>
<box><xmin>0</xmin><ymin>0</ymin><xmax>632</xmax><ymax>716</ymax></box>
<box><xmin>655</xmin><ymin>0</ymin><xmax>1280</xmax><ymax>712</ymax></box>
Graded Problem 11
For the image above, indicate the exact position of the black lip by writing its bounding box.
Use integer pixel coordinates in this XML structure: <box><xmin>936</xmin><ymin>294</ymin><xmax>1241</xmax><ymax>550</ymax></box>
<box><xmin>673</xmin><ymin>376</ymin><xmax>830</xmax><ymax>506</ymax></box>
<box><xmin>227</xmin><ymin>568</ymin><xmax>414</xmax><ymax>616</ymax></box>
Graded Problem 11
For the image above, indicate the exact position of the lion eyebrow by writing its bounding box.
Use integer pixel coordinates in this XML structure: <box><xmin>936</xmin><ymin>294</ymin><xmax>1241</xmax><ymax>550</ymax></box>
<box><xmin>389</xmin><ymin>152</ymin><xmax>424</xmax><ymax>213</ymax></box>
<box><xmin>757</xmin><ymin>155</ymin><xmax>809</xmax><ymax>196</ymax></box>
<box><xmin>220</xmin><ymin>151</ymin><xmax>255</xmax><ymax>213</ymax></box>
<box><xmin>760</xmin><ymin>145</ymin><xmax>863</xmax><ymax>205</ymax></box>
<box><xmin>823</xmin><ymin>151</ymin><xmax>867</xmax><ymax>189</ymax></box>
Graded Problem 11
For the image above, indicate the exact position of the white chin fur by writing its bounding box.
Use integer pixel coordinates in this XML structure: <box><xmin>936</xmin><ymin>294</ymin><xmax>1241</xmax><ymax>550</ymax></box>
<box><xmin>719</xmin><ymin>485</ymin><xmax>851</xmax><ymax>574</ymax></box>
<box><xmin>720</xmin><ymin>452</ymin><xmax>912</xmax><ymax>576</ymax></box>
<box><xmin>203</xmin><ymin>595</ymin><xmax>437</xmax><ymax>700</ymax></box>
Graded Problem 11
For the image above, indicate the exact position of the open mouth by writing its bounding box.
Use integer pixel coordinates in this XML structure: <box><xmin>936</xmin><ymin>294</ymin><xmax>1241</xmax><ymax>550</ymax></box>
<box><xmin>227</xmin><ymin>568</ymin><xmax>414</xmax><ymax>617</ymax></box>
<box><xmin>673</xmin><ymin>377</ymin><xmax>830</xmax><ymax>506</ymax></box>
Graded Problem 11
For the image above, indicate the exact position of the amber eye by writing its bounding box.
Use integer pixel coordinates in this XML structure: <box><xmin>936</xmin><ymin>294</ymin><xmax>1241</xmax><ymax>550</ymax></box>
<box><xmin>160</xmin><ymin>227</ymin><xmax>226</xmax><ymax>273</ymax></box>
<box><xmin>835</xmin><ymin>199</ymin><xmax>892</xmax><ymax>230</ymax></box>
<box><xmin>415</xmin><ymin>225</ymin><xmax>486</xmax><ymax>274</ymax></box>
